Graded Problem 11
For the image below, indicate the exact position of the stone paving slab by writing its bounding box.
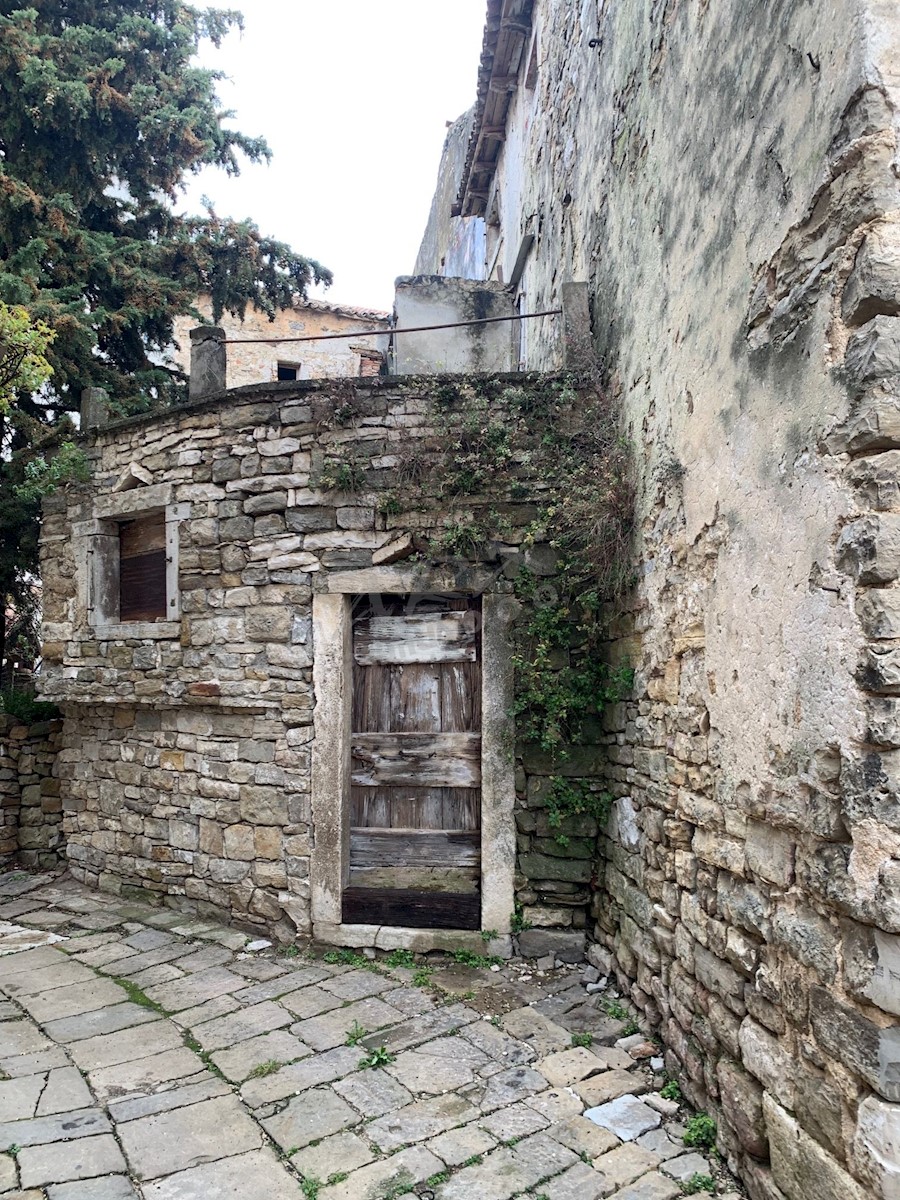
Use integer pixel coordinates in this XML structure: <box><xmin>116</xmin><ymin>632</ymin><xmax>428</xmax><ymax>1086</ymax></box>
<box><xmin>289</xmin><ymin>1129</ymin><xmax>375</xmax><ymax>1179</ymax></box>
<box><xmin>0</xmin><ymin>872</ymin><xmax>743</xmax><ymax>1200</ymax></box>
<box><xmin>260</xmin><ymin>1084</ymin><xmax>358</xmax><ymax>1150</ymax></box>
<box><xmin>118</xmin><ymin>1095</ymin><xmax>263</xmax><ymax>1180</ymax></box>
<box><xmin>292</xmin><ymin>996</ymin><xmax>404</xmax><ymax>1052</ymax></box>
<box><xmin>37</xmin><ymin>1067</ymin><xmax>94</xmax><ymax>1116</ymax></box>
<box><xmin>0</xmin><ymin>1108</ymin><xmax>110</xmax><ymax>1151</ymax></box>
<box><xmin>0</xmin><ymin>1074</ymin><xmax>45</xmax><ymax>1123</ymax></box>
<box><xmin>332</xmin><ymin>1065</ymin><xmax>414</xmax><ymax>1117</ymax></box>
<box><xmin>17</xmin><ymin>1133</ymin><xmax>126</xmax><ymax>1188</ymax></box>
<box><xmin>0</xmin><ymin>1045</ymin><xmax>69</xmax><ymax>1078</ymax></box>
<box><xmin>88</xmin><ymin>1046</ymin><xmax>206</xmax><ymax>1104</ymax></box>
<box><xmin>42</xmin><ymin>1002</ymin><xmax>158</xmax><ymax>1044</ymax></box>
<box><xmin>19</xmin><ymin>979</ymin><xmax>124</xmax><ymax>1023</ymax></box>
<box><xmin>68</xmin><ymin>1019</ymin><xmax>182</xmax><ymax>1071</ymax></box>
<box><xmin>140</xmin><ymin>1149</ymin><xmax>300</xmax><ymax>1200</ymax></box>
<box><xmin>47</xmin><ymin>1173</ymin><xmax>138</xmax><ymax>1198</ymax></box>
<box><xmin>320</xmin><ymin>1145</ymin><xmax>445</xmax><ymax>1200</ymax></box>
<box><xmin>209</xmin><ymin>1028</ymin><xmax>311</xmax><ymax>1082</ymax></box>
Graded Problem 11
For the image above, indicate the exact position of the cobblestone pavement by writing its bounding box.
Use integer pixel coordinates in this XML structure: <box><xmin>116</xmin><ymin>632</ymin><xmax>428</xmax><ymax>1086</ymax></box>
<box><xmin>0</xmin><ymin>871</ymin><xmax>743</xmax><ymax>1200</ymax></box>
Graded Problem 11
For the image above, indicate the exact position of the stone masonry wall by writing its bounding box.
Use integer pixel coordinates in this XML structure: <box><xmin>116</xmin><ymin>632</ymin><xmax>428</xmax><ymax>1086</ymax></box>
<box><xmin>0</xmin><ymin>715</ymin><xmax>64</xmax><ymax>868</ymax></box>
<box><xmin>417</xmin><ymin>1</ymin><xmax>900</xmax><ymax>1197</ymax></box>
<box><xmin>39</xmin><ymin>375</ymin><xmax>606</xmax><ymax>943</ymax></box>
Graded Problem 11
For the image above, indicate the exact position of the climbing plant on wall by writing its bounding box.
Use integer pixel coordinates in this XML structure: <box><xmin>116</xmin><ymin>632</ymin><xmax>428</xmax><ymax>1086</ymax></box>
<box><xmin>385</xmin><ymin>374</ymin><xmax>636</xmax><ymax>837</ymax></box>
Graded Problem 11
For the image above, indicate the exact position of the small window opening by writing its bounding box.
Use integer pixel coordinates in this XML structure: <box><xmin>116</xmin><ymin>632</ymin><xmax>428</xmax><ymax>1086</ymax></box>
<box><xmin>119</xmin><ymin>511</ymin><xmax>167</xmax><ymax>622</ymax></box>
<box><xmin>277</xmin><ymin>362</ymin><xmax>301</xmax><ymax>381</ymax></box>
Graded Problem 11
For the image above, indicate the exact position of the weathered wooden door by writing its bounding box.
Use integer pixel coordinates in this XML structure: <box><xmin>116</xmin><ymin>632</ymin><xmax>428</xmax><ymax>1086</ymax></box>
<box><xmin>341</xmin><ymin>594</ymin><xmax>482</xmax><ymax>929</ymax></box>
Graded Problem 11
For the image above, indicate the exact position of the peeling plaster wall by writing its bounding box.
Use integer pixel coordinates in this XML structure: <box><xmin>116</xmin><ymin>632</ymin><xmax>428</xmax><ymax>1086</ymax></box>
<box><xmin>418</xmin><ymin>1</ymin><xmax>900</xmax><ymax>1197</ymax></box>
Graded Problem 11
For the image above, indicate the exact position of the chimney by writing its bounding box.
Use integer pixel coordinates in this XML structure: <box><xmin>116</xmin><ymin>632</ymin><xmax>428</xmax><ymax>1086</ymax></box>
<box><xmin>189</xmin><ymin>326</ymin><xmax>226</xmax><ymax>399</ymax></box>
<box><xmin>80</xmin><ymin>387</ymin><xmax>109</xmax><ymax>431</ymax></box>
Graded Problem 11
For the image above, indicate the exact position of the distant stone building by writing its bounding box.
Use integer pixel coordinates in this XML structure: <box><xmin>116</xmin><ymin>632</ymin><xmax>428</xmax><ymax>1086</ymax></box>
<box><xmin>172</xmin><ymin>297</ymin><xmax>391</xmax><ymax>388</ymax></box>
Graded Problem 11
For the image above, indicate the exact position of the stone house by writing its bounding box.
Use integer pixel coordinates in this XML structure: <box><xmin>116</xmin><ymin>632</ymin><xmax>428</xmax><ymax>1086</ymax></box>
<box><xmin>35</xmin><ymin>292</ymin><xmax>603</xmax><ymax>960</ymax></box>
<box><xmin>5</xmin><ymin>1</ymin><xmax>900</xmax><ymax>1199</ymax></box>
<box><xmin>171</xmin><ymin>296</ymin><xmax>391</xmax><ymax>387</ymax></box>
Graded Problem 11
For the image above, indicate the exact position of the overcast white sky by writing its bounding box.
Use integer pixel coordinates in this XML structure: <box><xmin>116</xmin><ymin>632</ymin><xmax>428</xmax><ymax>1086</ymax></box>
<box><xmin>177</xmin><ymin>1</ymin><xmax>486</xmax><ymax>313</ymax></box>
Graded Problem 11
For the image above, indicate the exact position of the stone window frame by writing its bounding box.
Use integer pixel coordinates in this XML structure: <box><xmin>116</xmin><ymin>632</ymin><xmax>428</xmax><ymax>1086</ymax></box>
<box><xmin>74</xmin><ymin>482</ymin><xmax>189</xmax><ymax>639</ymax></box>
<box><xmin>310</xmin><ymin>566</ymin><xmax>517</xmax><ymax>954</ymax></box>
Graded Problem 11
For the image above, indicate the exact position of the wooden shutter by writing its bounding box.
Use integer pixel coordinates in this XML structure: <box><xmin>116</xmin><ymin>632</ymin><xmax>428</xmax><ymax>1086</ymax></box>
<box><xmin>342</xmin><ymin>595</ymin><xmax>482</xmax><ymax>930</ymax></box>
<box><xmin>119</xmin><ymin>512</ymin><xmax>167</xmax><ymax>622</ymax></box>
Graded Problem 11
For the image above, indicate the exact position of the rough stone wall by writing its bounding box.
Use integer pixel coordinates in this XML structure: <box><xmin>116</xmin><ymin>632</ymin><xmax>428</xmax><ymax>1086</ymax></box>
<box><xmin>39</xmin><ymin>376</ymin><xmax>603</xmax><ymax>941</ymax></box>
<box><xmin>0</xmin><ymin>716</ymin><xmax>64</xmax><ymax>868</ymax></box>
<box><xmin>171</xmin><ymin>299</ymin><xmax>390</xmax><ymax>388</ymax></box>
<box><xmin>417</xmin><ymin>1</ymin><xmax>900</xmax><ymax>1197</ymax></box>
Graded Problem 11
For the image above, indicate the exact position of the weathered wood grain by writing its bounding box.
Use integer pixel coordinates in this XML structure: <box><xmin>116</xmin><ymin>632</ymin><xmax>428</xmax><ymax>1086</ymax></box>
<box><xmin>354</xmin><ymin>612</ymin><xmax>477</xmax><ymax>665</ymax></box>
<box><xmin>350</xmin><ymin>787</ymin><xmax>391</xmax><ymax>827</ymax></box>
<box><xmin>350</xmin><ymin>829</ymin><xmax>480</xmax><ymax>867</ymax></box>
<box><xmin>392</xmin><ymin>665</ymin><xmax>441</xmax><ymax>731</ymax></box>
<box><xmin>341</xmin><ymin>887</ymin><xmax>480</xmax><ymax>930</ymax></box>
<box><xmin>119</xmin><ymin>512</ymin><xmax>166</xmax><ymax>557</ymax></box>
<box><xmin>440</xmin><ymin>662</ymin><xmax>481</xmax><ymax>732</ymax></box>
<box><xmin>351</xmin><ymin>733</ymin><xmax>481</xmax><ymax>788</ymax></box>
<box><xmin>348</xmin><ymin>867</ymin><xmax>480</xmax><ymax>893</ymax></box>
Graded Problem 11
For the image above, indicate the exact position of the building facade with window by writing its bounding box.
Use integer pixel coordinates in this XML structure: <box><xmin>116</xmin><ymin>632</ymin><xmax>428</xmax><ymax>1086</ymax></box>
<box><xmin>171</xmin><ymin>297</ymin><xmax>391</xmax><ymax>388</ymax></box>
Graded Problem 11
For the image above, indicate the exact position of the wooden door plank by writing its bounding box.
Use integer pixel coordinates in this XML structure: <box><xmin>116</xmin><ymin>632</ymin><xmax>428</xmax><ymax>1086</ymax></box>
<box><xmin>391</xmin><ymin>665</ymin><xmax>441</xmax><ymax>732</ymax></box>
<box><xmin>341</xmin><ymin>887</ymin><xmax>480</xmax><ymax>930</ymax></box>
<box><xmin>387</xmin><ymin>786</ymin><xmax>443</xmax><ymax>829</ymax></box>
<box><xmin>348</xmin><ymin>866</ymin><xmax>479</xmax><ymax>893</ymax></box>
<box><xmin>353</xmin><ymin>666</ymin><xmax>393</xmax><ymax>734</ymax></box>
<box><xmin>443</xmin><ymin>787</ymin><xmax>481</xmax><ymax>831</ymax></box>
<box><xmin>351</xmin><ymin>733</ymin><xmax>481</xmax><ymax>788</ymax></box>
<box><xmin>350</xmin><ymin>787</ymin><xmax>391</xmax><ymax>828</ymax></box>
<box><xmin>354</xmin><ymin>613</ymin><xmax>477</xmax><ymax>665</ymax></box>
<box><xmin>440</xmin><ymin>662</ymin><xmax>481</xmax><ymax>732</ymax></box>
<box><xmin>350</xmin><ymin>829</ymin><xmax>480</xmax><ymax>867</ymax></box>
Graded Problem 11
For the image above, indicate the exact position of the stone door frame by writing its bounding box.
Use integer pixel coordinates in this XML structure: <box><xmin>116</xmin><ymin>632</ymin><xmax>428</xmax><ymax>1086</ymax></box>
<box><xmin>309</xmin><ymin>566</ymin><xmax>517</xmax><ymax>954</ymax></box>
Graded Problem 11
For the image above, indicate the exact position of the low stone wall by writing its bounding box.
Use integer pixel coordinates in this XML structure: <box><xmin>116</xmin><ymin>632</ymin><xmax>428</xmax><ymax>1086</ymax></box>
<box><xmin>0</xmin><ymin>714</ymin><xmax>64</xmax><ymax>868</ymax></box>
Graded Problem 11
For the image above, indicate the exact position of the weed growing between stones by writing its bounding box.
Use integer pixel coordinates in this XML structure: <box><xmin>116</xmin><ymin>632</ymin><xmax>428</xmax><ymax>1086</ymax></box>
<box><xmin>319</xmin><ymin>454</ymin><xmax>366</xmax><ymax>493</ymax></box>
<box><xmin>384</xmin><ymin>948</ymin><xmax>416</xmax><ymax>968</ymax></box>
<box><xmin>452</xmin><ymin>949</ymin><xmax>501</xmax><ymax>968</ymax></box>
<box><xmin>300</xmin><ymin>1179</ymin><xmax>321</xmax><ymax>1200</ymax></box>
<box><xmin>247</xmin><ymin>1058</ymin><xmax>282</xmax><ymax>1078</ymax></box>
<box><xmin>571</xmin><ymin>1031</ymin><xmax>593</xmax><ymax>1048</ymax></box>
<box><xmin>358</xmin><ymin>1045</ymin><xmax>395</xmax><ymax>1069</ymax></box>
<box><xmin>108</xmin><ymin>976</ymin><xmax>167</xmax><ymax>1015</ymax></box>
<box><xmin>181</xmin><ymin>1030</ymin><xmax>226</xmax><ymax>1081</ymax></box>
<box><xmin>510</xmin><ymin>904</ymin><xmax>532</xmax><ymax>933</ymax></box>
<box><xmin>345</xmin><ymin>1021</ymin><xmax>369</xmax><ymax>1046</ymax></box>
<box><xmin>322</xmin><ymin>948</ymin><xmax>379</xmax><ymax>972</ymax></box>
<box><xmin>683</xmin><ymin>1112</ymin><xmax>718</xmax><ymax>1151</ymax></box>
<box><xmin>660</xmin><ymin>1077</ymin><xmax>682</xmax><ymax>1102</ymax></box>
<box><xmin>681</xmin><ymin>1174</ymin><xmax>717</xmax><ymax>1195</ymax></box>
